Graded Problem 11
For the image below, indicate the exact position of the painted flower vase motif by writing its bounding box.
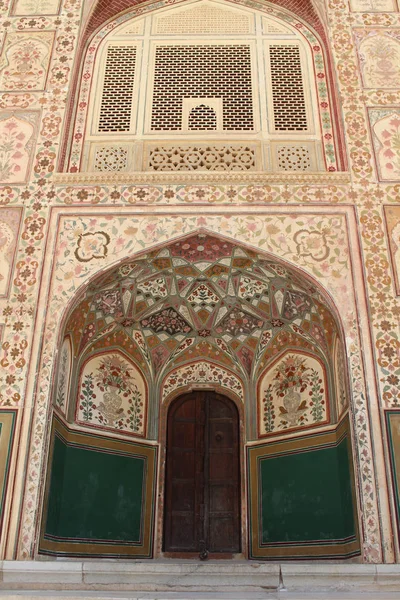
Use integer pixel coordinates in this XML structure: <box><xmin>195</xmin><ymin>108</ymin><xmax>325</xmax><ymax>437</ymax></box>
<box><xmin>273</xmin><ymin>354</ymin><xmax>313</xmax><ymax>429</ymax></box>
<box><xmin>282</xmin><ymin>388</ymin><xmax>307</xmax><ymax>426</ymax></box>
<box><xmin>98</xmin><ymin>384</ymin><xmax>125</xmax><ymax>425</ymax></box>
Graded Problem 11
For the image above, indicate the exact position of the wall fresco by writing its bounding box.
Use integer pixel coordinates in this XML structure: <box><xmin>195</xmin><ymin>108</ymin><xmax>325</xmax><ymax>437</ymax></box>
<box><xmin>333</xmin><ymin>340</ymin><xmax>349</xmax><ymax>419</ymax></box>
<box><xmin>355</xmin><ymin>30</ymin><xmax>400</xmax><ymax>88</ymax></box>
<box><xmin>0</xmin><ymin>112</ymin><xmax>39</xmax><ymax>184</ymax></box>
<box><xmin>369</xmin><ymin>108</ymin><xmax>400</xmax><ymax>181</ymax></box>
<box><xmin>0</xmin><ymin>207</ymin><xmax>22</xmax><ymax>296</ymax></box>
<box><xmin>162</xmin><ymin>361</ymin><xmax>244</xmax><ymax>403</ymax></box>
<box><xmin>383</xmin><ymin>205</ymin><xmax>400</xmax><ymax>295</ymax></box>
<box><xmin>76</xmin><ymin>352</ymin><xmax>147</xmax><ymax>437</ymax></box>
<box><xmin>0</xmin><ymin>32</ymin><xmax>54</xmax><ymax>91</ymax></box>
<box><xmin>0</xmin><ymin>0</ymin><xmax>398</xmax><ymax>566</ymax></box>
<box><xmin>350</xmin><ymin>0</ymin><xmax>398</xmax><ymax>10</ymax></box>
<box><xmin>258</xmin><ymin>352</ymin><xmax>330</xmax><ymax>437</ymax></box>
<box><xmin>11</xmin><ymin>0</ymin><xmax>61</xmax><ymax>15</ymax></box>
<box><xmin>54</xmin><ymin>336</ymin><xmax>71</xmax><ymax>415</ymax></box>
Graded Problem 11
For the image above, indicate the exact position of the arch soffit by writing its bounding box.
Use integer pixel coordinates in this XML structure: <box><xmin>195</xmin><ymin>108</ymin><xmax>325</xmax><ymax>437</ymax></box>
<box><xmin>82</xmin><ymin>0</ymin><xmax>327</xmax><ymax>47</ymax></box>
<box><xmin>60</xmin><ymin>230</ymin><xmax>344</xmax><ymax>392</ymax></box>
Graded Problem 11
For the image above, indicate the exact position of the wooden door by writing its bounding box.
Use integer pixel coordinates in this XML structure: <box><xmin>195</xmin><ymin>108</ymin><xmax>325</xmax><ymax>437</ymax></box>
<box><xmin>164</xmin><ymin>391</ymin><xmax>240</xmax><ymax>554</ymax></box>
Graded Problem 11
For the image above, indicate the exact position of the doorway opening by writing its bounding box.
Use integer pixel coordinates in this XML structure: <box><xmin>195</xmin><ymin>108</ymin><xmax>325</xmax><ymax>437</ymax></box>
<box><xmin>163</xmin><ymin>391</ymin><xmax>241</xmax><ymax>557</ymax></box>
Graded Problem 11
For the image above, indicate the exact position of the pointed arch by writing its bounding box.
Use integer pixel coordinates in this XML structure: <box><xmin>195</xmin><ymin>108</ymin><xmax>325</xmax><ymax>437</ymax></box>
<box><xmin>59</xmin><ymin>0</ymin><xmax>347</xmax><ymax>172</ymax></box>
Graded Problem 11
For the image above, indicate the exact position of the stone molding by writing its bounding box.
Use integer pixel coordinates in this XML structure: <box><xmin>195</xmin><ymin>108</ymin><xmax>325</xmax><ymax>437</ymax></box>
<box><xmin>0</xmin><ymin>561</ymin><xmax>399</xmax><ymax>593</ymax></box>
<box><xmin>53</xmin><ymin>171</ymin><xmax>351</xmax><ymax>185</ymax></box>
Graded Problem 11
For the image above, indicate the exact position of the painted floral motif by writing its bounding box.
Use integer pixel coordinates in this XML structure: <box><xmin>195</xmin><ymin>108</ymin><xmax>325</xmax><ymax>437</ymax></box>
<box><xmin>0</xmin><ymin>32</ymin><xmax>54</xmax><ymax>91</ymax></box>
<box><xmin>334</xmin><ymin>341</ymin><xmax>349</xmax><ymax>418</ymax></box>
<box><xmin>0</xmin><ymin>114</ymin><xmax>36</xmax><ymax>183</ymax></box>
<box><xmin>0</xmin><ymin>221</ymin><xmax>14</xmax><ymax>296</ymax></box>
<box><xmin>350</xmin><ymin>0</ymin><xmax>397</xmax><ymax>11</ymax></box>
<box><xmin>383</xmin><ymin>205</ymin><xmax>400</xmax><ymax>295</ymax></box>
<box><xmin>259</xmin><ymin>353</ymin><xmax>329</xmax><ymax>435</ymax></box>
<box><xmin>74</xmin><ymin>231</ymin><xmax>110</xmax><ymax>262</ymax></box>
<box><xmin>12</xmin><ymin>0</ymin><xmax>61</xmax><ymax>14</ymax></box>
<box><xmin>358</xmin><ymin>33</ymin><xmax>400</xmax><ymax>88</ymax></box>
<box><xmin>170</xmin><ymin>234</ymin><xmax>235</xmax><ymax>262</ymax></box>
<box><xmin>217</xmin><ymin>308</ymin><xmax>264</xmax><ymax>336</ymax></box>
<box><xmin>76</xmin><ymin>353</ymin><xmax>146</xmax><ymax>436</ymax></box>
<box><xmin>282</xmin><ymin>291</ymin><xmax>312</xmax><ymax>320</ymax></box>
<box><xmin>137</xmin><ymin>277</ymin><xmax>168</xmax><ymax>299</ymax></box>
<box><xmin>94</xmin><ymin>289</ymin><xmax>123</xmax><ymax>317</ymax></box>
<box><xmin>162</xmin><ymin>360</ymin><xmax>244</xmax><ymax>402</ymax></box>
<box><xmin>294</xmin><ymin>230</ymin><xmax>330</xmax><ymax>262</ymax></box>
<box><xmin>238</xmin><ymin>276</ymin><xmax>268</xmax><ymax>300</ymax></box>
<box><xmin>187</xmin><ymin>284</ymin><xmax>220</xmax><ymax>310</ymax></box>
<box><xmin>54</xmin><ymin>337</ymin><xmax>71</xmax><ymax>414</ymax></box>
<box><xmin>370</xmin><ymin>111</ymin><xmax>400</xmax><ymax>181</ymax></box>
<box><xmin>141</xmin><ymin>307</ymin><xmax>192</xmax><ymax>335</ymax></box>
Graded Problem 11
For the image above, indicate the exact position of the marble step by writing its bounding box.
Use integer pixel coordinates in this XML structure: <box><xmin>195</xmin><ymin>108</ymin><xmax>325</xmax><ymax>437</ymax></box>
<box><xmin>0</xmin><ymin>561</ymin><xmax>399</xmax><ymax>595</ymax></box>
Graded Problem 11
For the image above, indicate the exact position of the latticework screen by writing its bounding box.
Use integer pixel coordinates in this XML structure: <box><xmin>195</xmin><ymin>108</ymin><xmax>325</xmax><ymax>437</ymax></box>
<box><xmin>151</xmin><ymin>45</ymin><xmax>254</xmax><ymax>132</ymax></box>
<box><xmin>78</xmin><ymin>1</ymin><xmax>327</xmax><ymax>173</ymax></box>
<box><xmin>98</xmin><ymin>46</ymin><xmax>137</xmax><ymax>133</ymax></box>
<box><xmin>269</xmin><ymin>45</ymin><xmax>308</xmax><ymax>131</ymax></box>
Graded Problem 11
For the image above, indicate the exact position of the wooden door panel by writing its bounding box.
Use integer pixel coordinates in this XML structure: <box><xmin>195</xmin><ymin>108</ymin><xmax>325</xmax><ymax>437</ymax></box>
<box><xmin>209</xmin><ymin>422</ymin><xmax>234</xmax><ymax>447</ymax></box>
<box><xmin>169</xmin><ymin>514</ymin><xmax>196</xmax><ymax>550</ymax></box>
<box><xmin>171</xmin><ymin>450</ymin><xmax>195</xmax><ymax>478</ymax></box>
<box><xmin>172</xmin><ymin>421</ymin><xmax>196</xmax><ymax>446</ymax></box>
<box><xmin>164</xmin><ymin>391</ymin><xmax>240</xmax><ymax>554</ymax></box>
<box><xmin>210</xmin><ymin>484</ymin><xmax>235</xmax><ymax>512</ymax></box>
<box><xmin>171</xmin><ymin>480</ymin><xmax>195</xmax><ymax>511</ymax></box>
<box><xmin>209</xmin><ymin>516</ymin><xmax>239</xmax><ymax>551</ymax></box>
<box><xmin>209</xmin><ymin>454</ymin><xmax>234</xmax><ymax>479</ymax></box>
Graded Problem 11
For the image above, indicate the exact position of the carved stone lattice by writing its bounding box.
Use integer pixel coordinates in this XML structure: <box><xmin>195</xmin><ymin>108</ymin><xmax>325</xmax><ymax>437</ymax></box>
<box><xmin>98</xmin><ymin>46</ymin><xmax>137</xmax><ymax>132</ymax></box>
<box><xmin>188</xmin><ymin>105</ymin><xmax>217</xmax><ymax>131</ymax></box>
<box><xmin>151</xmin><ymin>45</ymin><xmax>253</xmax><ymax>131</ymax></box>
<box><xmin>269</xmin><ymin>45</ymin><xmax>308</xmax><ymax>131</ymax></box>
<box><xmin>94</xmin><ymin>147</ymin><xmax>129</xmax><ymax>172</ymax></box>
<box><xmin>148</xmin><ymin>145</ymin><xmax>256</xmax><ymax>171</ymax></box>
<box><xmin>277</xmin><ymin>146</ymin><xmax>311</xmax><ymax>171</ymax></box>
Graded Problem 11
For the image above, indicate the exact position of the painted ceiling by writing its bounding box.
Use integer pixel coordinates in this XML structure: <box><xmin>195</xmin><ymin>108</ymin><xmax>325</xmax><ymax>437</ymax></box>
<box><xmin>64</xmin><ymin>233</ymin><xmax>340</xmax><ymax>384</ymax></box>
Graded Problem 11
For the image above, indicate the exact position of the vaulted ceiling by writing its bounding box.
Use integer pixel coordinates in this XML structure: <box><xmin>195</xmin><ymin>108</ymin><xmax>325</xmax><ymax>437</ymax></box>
<box><xmin>64</xmin><ymin>233</ymin><xmax>340</xmax><ymax>386</ymax></box>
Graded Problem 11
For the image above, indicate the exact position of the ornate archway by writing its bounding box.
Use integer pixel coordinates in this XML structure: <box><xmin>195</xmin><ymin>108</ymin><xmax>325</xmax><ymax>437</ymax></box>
<box><xmin>39</xmin><ymin>231</ymin><xmax>360</xmax><ymax>560</ymax></box>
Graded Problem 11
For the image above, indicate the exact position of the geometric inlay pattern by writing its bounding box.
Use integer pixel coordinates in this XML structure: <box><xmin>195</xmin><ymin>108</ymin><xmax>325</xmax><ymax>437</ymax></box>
<box><xmin>148</xmin><ymin>144</ymin><xmax>256</xmax><ymax>171</ymax></box>
<box><xmin>277</xmin><ymin>145</ymin><xmax>311</xmax><ymax>171</ymax></box>
<box><xmin>94</xmin><ymin>146</ymin><xmax>129</xmax><ymax>171</ymax></box>
<box><xmin>65</xmin><ymin>233</ymin><xmax>340</xmax><ymax>389</ymax></box>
